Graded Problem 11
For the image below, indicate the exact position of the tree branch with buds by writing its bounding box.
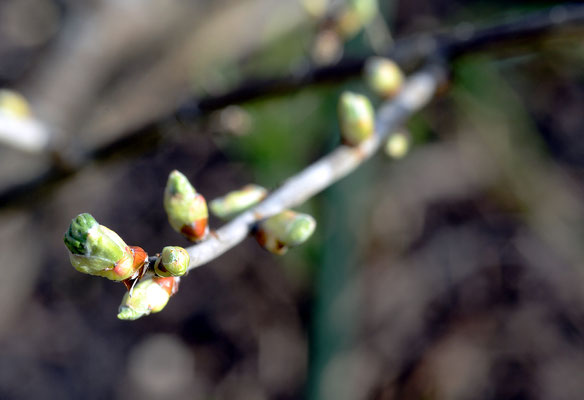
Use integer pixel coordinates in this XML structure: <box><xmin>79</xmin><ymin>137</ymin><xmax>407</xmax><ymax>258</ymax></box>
<box><xmin>185</xmin><ymin>64</ymin><xmax>444</xmax><ymax>269</ymax></box>
<box><xmin>63</xmin><ymin>61</ymin><xmax>443</xmax><ymax>319</ymax></box>
<box><xmin>58</xmin><ymin>3</ymin><xmax>584</xmax><ymax>320</ymax></box>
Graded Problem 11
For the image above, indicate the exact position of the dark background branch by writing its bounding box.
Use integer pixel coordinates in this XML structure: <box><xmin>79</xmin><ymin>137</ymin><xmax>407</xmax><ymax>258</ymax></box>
<box><xmin>1</xmin><ymin>4</ymin><xmax>583</xmax><ymax>209</ymax></box>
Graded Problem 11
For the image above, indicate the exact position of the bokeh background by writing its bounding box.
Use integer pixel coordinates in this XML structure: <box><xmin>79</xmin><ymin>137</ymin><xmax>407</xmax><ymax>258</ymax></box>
<box><xmin>0</xmin><ymin>1</ymin><xmax>583</xmax><ymax>399</ymax></box>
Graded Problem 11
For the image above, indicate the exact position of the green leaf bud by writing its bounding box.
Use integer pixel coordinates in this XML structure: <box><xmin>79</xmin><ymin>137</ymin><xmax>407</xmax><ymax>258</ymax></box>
<box><xmin>385</xmin><ymin>131</ymin><xmax>410</xmax><ymax>159</ymax></box>
<box><xmin>154</xmin><ymin>246</ymin><xmax>190</xmax><ymax>277</ymax></box>
<box><xmin>364</xmin><ymin>57</ymin><xmax>404</xmax><ymax>98</ymax></box>
<box><xmin>338</xmin><ymin>91</ymin><xmax>375</xmax><ymax>146</ymax></box>
<box><xmin>64</xmin><ymin>213</ymin><xmax>139</xmax><ymax>281</ymax></box>
<box><xmin>210</xmin><ymin>184</ymin><xmax>268</xmax><ymax>220</ymax></box>
<box><xmin>163</xmin><ymin>170</ymin><xmax>209</xmax><ymax>242</ymax></box>
<box><xmin>117</xmin><ymin>276</ymin><xmax>180</xmax><ymax>320</ymax></box>
<box><xmin>255</xmin><ymin>210</ymin><xmax>316</xmax><ymax>255</ymax></box>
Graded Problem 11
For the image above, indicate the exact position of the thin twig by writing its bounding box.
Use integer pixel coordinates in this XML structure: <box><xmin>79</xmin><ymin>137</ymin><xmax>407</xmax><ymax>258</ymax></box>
<box><xmin>185</xmin><ymin>64</ymin><xmax>446</xmax><ymax>269</ymax></box>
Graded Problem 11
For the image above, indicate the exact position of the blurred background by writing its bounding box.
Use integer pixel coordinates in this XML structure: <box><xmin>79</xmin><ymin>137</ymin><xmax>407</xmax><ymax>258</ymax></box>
<box><xmin>0</xmin><ymin>0</ymin><xmax>583</xmax><ymax>399</ymax></box>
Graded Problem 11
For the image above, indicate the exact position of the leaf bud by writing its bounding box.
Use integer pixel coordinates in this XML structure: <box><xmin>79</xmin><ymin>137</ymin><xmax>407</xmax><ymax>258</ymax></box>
<box><xmin>154</xmin><ymin>246</ymin><xmax>190</xmax><ymax>277</ymax></box>
<box><xmin>338</xmin><ymin>91</ymin><xmax>375</xmax><ymax>146</ymax></box>
<box><xmin>64</xmin><ymin>213</ymin><xmax>142</xmax><ymax>281</ymax></box>
<box><xmin>210</xmin><ymin>184</ymin><xmax>268</xmax><ymax>220</ymax></box>
<box><xmin>254</xmin><ymin>210</ymin><xmax>316</xmax><ymax>255</ymax></box>
<box><xmin>117</xmin><ymin>276</ymin><xmax>180</xmax><ymax>320</ymax></box>
<box><xmin>364</xmin><ymin>57</ymin><xmax>404</xmax><ymax>98</ymax></box>
<box><xmin>0</xmin><ymin>89</ymin><xmax>31</xmax><ymax>118</ymax></box>
<box><xmin>384</xmin><ymin>131</ymin><xmax>410</xmax><ymax>159</ymax></box>
<box><xmin>163</xmin><ymin>170</ymin><xmax>208</xmax><ymax>242</ymax></box>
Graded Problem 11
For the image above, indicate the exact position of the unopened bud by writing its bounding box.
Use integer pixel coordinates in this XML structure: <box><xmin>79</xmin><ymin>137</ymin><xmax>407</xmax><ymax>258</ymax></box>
<box><xmin>64</xmin><ymin>213</ymin><xmax>143</xmax><ymax>281</ymax></box>
<box><xmin>164</xmin><ymin>170</ymin><xmax>209</xmax><ymax>242</ymax></box>
<box><xmin>254</xmin><ymin>210</ymin><xmax>316</xmax><ymax>255</ymax></box>
<box><xmin>364</xmin><ymin>57</ymin><xmax>404</xmax><ymax>98</ymax></box>
<box><xmin>210</xmin><ymin>184</ymin><xmax>268</xmax><ymax>220</ymax></box>
<box><xmin>117</xmin><ymin>276</ymin><xmax>180</xmax><ymax>320</ymax></box>
<box><xmin>0</xmin><ymin>89</ymin><xmax>31</xmax><ymax>118</ymax></box>
<box><xmin>338</xmin><ymin>91</ymin><xmax>375</xmax><ymax>146</ymax></box>
<box><xmin>154</xmin><ymin>246</ymin><xmax>190</xmax><ymax>277</ymax></box>
<box><xmin>385</xmin><ymin>131</ymin><xmax>410</xmax><ymax>159</ymax></box>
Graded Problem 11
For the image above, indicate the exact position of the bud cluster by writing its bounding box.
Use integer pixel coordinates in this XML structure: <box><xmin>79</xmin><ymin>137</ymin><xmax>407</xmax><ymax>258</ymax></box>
<box><xmin>64</xmin><ymin>213</ymin><xmax>191</xmax><ymax>320</ymax></box>
<box><xmin>65</xmin><ymin>161</ymin><xmax>320</xmax><ymax>320</ymax></box>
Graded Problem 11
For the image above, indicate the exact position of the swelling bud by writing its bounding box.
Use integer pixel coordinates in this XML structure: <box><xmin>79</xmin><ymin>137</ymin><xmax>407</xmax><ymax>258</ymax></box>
<box><xmin>164</xmin><ymin>170</ymin><xmax>208</xmax><ymax>242</ymax></box>
<box><xmin>64</xmin><ymin>213</ymin><xmax>143</xmax><ymax>281</ymax></box>
<box><xmin>254</xmin><ymin>210</ymin><xmax>316</xmax><ymax>255</ymax></box>
<box><xmin>338</xmin><ymin>91</ymin><xmax>375</xmax><ymax>146</ymax></box>
<box><xmin>210</xmin><ymin>184</ymin><xmax>268</xmax><ymax>220</ymax></box>
<box><xmin>154</xmin><ymin>246</ymin><xmax>190</xmax><ymax>277</ymax></box>
<box><xmin>364</xmin><ymin>57</ymin><xmax>404</xmax><ymax>98</ymax></box>
<box><xmin>117</xmin><ymin>276</ymin><xmax>180</xmax><ymax>320</ymax></box>
<box><xmin>385</xmin><ymin>131</ymin><xmax>410</xmax><ymax>159</ymax></box>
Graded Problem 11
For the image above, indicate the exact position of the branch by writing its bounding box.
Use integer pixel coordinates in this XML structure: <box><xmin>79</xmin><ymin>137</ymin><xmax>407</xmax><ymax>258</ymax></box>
<box><xmin>181</xmin><ymin>4</ymin><xmax>584</xmax><ymax>115</ymax></box>
<box><xmin>185</xmin><ymin>64</ymin><xmax>445</xmax><ymax>269</ymax></box>
<box><xmin>1</xmin><ymin>4</ymin><xmax>584</xmax><ymax>208</ymax></box>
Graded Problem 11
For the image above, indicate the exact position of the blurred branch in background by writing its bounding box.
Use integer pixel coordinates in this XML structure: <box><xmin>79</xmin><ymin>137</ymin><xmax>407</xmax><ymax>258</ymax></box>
<box><xmin>1</xmin><ymin>4</ymin><xmax>583</xmax><ymax>209</ymax></box>
<box><xmin>0</xmin><ymin>0</ymin><xmax>308</xmax><ymax>205</ymax></box>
